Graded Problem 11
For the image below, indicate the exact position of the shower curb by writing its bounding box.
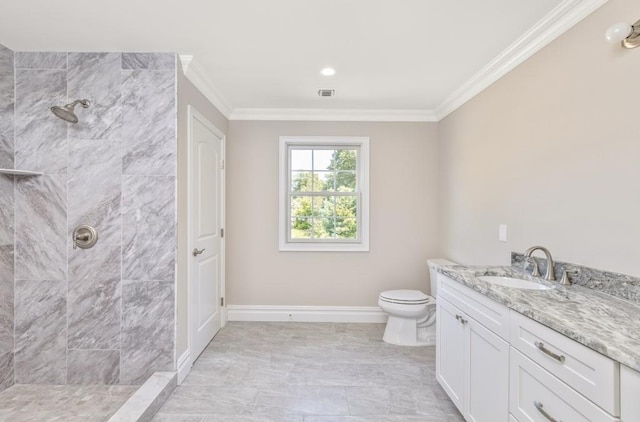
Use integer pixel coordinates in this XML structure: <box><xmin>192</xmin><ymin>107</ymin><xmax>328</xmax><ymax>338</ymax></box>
<box><xmin>108</xmin><ymin>371</ymin><xmax>177</xmax><ymax>422</ymax></box>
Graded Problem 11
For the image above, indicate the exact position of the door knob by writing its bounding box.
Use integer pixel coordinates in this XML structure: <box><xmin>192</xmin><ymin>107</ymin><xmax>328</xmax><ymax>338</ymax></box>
<box><xmin>192</xmin><ymin>248</ymin><xmax>206</xmax><ymax>257</ymax></box>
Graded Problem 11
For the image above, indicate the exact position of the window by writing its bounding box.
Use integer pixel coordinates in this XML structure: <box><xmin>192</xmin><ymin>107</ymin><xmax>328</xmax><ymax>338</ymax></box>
<box><xmin>279</xmin><ymin>136</ymin><xmax>369</xmax><ymax>252</ymax></box>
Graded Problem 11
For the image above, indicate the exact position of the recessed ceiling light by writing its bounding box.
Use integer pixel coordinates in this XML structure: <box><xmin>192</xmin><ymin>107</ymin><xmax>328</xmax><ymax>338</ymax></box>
<box><xmin>321</xmin><ymin>67</ymin><xmax>336</xmax><ymax>76</ymax></box>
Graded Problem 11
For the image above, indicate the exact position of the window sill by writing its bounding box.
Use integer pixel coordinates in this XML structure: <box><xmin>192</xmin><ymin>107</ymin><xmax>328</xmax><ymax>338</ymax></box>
<box><xmin>279</xmin><ymin>242</ymin><xmax>370</xmax><ymax>252</ymax></box>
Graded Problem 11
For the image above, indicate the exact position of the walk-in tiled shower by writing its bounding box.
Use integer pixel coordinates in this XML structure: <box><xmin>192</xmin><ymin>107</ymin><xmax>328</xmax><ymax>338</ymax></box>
<box><xmin>0</xmin><ymin>44</ymin><xmax>178</xmax><ymax>419</ymax></box>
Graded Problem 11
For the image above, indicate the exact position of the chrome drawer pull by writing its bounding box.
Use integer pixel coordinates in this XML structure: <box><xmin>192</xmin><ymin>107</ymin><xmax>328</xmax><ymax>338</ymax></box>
<box><xmin>534</xmin><ymin>401</ymin><xmax>562</xmax><ymax>422</ymax></box>
<box><xmin>535</xmin><ymin>341</ymin><xmax>566</xmax><ymax>363</ymax></box>
<box><xmin>454</xmin><ymin>315</ymin><xmax>468</xmax><ymax>324</ymax></box>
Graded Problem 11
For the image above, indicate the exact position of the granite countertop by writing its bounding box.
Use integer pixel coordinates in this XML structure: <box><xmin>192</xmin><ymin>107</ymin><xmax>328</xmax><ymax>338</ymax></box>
<box><xmin>432</xmin><ymin>263</ymin><xmax>640</xmax><ymax>372</ymax></box>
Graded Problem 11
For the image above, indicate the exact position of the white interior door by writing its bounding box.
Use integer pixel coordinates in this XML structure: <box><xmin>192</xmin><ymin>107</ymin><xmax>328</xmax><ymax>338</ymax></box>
<box><xmin>189</xmin><ymin>106</ymin><xmax>224</xmax><ymax>361</ymax></box>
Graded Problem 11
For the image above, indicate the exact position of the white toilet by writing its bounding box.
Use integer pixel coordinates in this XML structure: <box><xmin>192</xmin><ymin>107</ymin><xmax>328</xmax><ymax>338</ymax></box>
<box><xmin>378</xmin><ymin>258</ymin><xmax>456</xmax><ymax>346</ymax></box>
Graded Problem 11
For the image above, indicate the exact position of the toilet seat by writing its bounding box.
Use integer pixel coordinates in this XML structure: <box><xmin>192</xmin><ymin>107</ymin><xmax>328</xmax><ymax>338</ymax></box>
<box><xmin>379</xmin><ymin>290</ymin><xmax>432</xmax><ymax>305</ymax></box>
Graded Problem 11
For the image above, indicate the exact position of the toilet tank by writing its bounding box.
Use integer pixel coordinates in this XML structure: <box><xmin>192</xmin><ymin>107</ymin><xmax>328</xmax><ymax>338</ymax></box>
<box><xmin>427</xmin><ymin>258</ymin><xmax>456</xmax><ymax>298</ymax></box>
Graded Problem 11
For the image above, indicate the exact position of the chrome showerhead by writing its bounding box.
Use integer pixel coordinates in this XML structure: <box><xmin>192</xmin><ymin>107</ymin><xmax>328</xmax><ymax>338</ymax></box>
<box><xmin>50</xmin><ymin>99</ymin><xmax>90</xmax><ymax>123</ymax></box>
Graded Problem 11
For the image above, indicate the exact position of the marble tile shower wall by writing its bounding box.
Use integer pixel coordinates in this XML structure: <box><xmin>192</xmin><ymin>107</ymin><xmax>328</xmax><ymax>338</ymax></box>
<box><xmin>0</xmin><ymin>46</ymin><xmax>177</xmax><ymax>388</ymax></box>
<box><xmin>0</xmin><ymin>44</ymin><xmax>15</xmax><ymax>391</ymax></box>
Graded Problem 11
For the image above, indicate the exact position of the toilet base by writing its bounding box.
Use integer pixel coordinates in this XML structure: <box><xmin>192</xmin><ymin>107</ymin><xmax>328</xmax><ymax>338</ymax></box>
<box><xmin>382</xmin><ymin>315</ymin><xmax>435</xmax><ymax>346</ymax></box>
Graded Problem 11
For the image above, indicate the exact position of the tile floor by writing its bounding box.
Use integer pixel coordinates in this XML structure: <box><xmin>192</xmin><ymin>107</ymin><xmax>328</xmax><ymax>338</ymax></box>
<box><xmin>0</xmin><ymin>383</ymin><xmax>139</xmax><ymax>421</ymax></box>
<box><xmin>153</xmin><ymin>322</ymin><xmax>465</xmax><ymax>421</ymax></box>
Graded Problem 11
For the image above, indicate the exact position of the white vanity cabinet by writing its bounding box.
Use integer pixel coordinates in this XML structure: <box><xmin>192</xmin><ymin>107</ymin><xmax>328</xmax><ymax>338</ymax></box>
<box><xmin>436</xmin><ymin>271</ymin><xmax>636</xmax><ymax>422</ymax></box>
<box><xmin>621</xmin><ymin>365</ymin><xmax>640</xmax><ymax>422</ymax></box>
<box><xmin>436</xmin><ymin>274</ymin><xmax>510</xmax><ymax>422</ymax></box>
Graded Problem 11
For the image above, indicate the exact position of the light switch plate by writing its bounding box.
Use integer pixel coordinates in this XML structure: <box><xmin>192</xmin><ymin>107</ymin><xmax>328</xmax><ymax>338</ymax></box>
<box><xmin>499</xmin><ymin>224</ymin><xmax>507</xmax><ymax>242</ymax></box>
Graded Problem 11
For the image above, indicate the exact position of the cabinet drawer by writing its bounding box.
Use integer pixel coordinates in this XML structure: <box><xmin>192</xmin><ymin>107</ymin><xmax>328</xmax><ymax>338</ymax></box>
<box><xmin>510</xmin><ymin>348</ymin><xmax>619</xmax><ymax>422</ymax></box>
<box><xmin>438</xmin><ymin>273</ymin><xmax>510</xmax><ymax>340</ymax></box>
<box><xmin>510</xmin><ymin>310</ymin><xmax>619</xmax><ymax>415</ymax></box>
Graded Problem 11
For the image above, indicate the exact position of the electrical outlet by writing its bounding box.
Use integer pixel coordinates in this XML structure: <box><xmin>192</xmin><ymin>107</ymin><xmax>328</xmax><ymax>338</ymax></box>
<box><xmin>499</xmin><ymin>224</ymin><xmax>507</xmax><ymax>242</ymax></box>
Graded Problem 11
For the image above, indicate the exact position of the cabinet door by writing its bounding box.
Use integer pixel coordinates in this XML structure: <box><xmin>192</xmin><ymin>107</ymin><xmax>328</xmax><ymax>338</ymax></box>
<box><xmin>466</xmin><ymin>317</ymin><xmax>509</xmax><ymax>422</ymax></box>
<box><xmin>621</xmin><ymin>365</ymin><xmax>640</xmax><ymax>422</ymax></box>
<box><xmin>437</xmin><ymin>297</ymin><xmax>466</xmax><ymax>414</ymax></box>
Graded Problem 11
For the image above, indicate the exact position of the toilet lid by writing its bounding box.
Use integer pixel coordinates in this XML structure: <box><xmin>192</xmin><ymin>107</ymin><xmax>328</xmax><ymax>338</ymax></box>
<box><xmin>379</xmin><ymin>290</ymin><xmax>431</xmax><ymax>304</ymax></box>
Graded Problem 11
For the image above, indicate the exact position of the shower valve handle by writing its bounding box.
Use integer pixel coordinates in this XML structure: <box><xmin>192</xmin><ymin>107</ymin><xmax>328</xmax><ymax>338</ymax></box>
<box><xmin>73</xmin><ymin>233</ymin><xmax>91</xmax><ymax>249</ymax></box>
<box><xmin>72</xmin><ymin>225</ymin><xmax>98</xmax><ymax>250</ymax></box>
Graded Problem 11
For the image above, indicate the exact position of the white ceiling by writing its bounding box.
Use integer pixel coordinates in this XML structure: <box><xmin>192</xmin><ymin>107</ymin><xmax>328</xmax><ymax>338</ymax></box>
<box><xmin>0</xmin><ymin>0</ymin><xmax>605</xmax><ymax>120</ymax></box>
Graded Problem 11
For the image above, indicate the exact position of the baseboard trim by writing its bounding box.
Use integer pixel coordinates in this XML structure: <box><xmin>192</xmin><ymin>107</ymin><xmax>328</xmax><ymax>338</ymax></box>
<box><xmin>176</xmin><ymin>350</ymin><xmax>191</xmax><ymax>385</ymax></box>
<box><xmin>226</xmin><ymin>305</ymin><xmax>388</xmax><ymax>323</ymax></box>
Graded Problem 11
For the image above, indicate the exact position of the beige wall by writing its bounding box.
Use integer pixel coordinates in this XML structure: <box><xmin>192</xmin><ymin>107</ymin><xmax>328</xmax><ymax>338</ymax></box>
<box><xmin>176</xmin><ymin>0</ymin><xmax>640</xmax><ymax>355</ymax></box>
<box><xmin>439</xmin><ymin>0</ymin><xmax>640</xmax><ymax>276</ymax></box>
<box><xmin>176</xmin><ymin>71</ymin><xmax>228</xmax><ymax>359</ymax></box>
<box><xmin>227</xmin><ymin>121</ymin><xmax>440</xmax><ymax>306</ymax></box>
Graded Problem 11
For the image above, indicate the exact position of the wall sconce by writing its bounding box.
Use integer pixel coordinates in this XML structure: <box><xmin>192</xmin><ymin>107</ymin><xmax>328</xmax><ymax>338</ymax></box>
<box><xmin>605</xmin><ymin>19</ymin><xmax>640</xmax><ymax>49</ymax></box>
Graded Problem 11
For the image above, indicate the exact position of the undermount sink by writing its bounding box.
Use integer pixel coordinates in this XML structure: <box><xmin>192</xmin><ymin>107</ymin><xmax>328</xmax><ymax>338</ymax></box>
<box><xmin>478</xmin><ymin>275</ymin><xmax>552</xmax><ymax>290</ymax></box>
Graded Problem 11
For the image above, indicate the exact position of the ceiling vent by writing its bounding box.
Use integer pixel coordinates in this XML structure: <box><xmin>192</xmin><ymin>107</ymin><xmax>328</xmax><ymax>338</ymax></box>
<box><xmin>318</xmin><ymin>89</ymin><xmax>335</xmax><ymax>97</ymax></box>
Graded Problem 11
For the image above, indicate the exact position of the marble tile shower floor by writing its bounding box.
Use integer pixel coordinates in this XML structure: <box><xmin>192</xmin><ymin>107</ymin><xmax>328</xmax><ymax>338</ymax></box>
<box><xmin>154</xmin><ymin>322</ymin><xmax>465</xmax><ymax>422</ymax></box>
<box><xmin>0</xmin><ymin>384</ymin><xmax>139</xmax><ymax>421</ymax></box>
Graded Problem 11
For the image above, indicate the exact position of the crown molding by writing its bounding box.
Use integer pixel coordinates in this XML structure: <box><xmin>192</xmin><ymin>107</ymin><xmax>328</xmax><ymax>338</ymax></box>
<box><xmin>178</xmin><ymin>54</ymin><xmax>233</xmax><ymax>119</ymax></box>
<box><xmin>179</xmin><ymin>0</ymin><xmax>606</xmax><ymax>123</ymax></box>
<box><xmin>229</xmin><ymin>108</ymin><xmax>438</xmax><ymax>122</ymax></box>
<box><xmin>433</xmin><ymin>0</ymin><xmax>609</xmax><ymax>120</ymax></box>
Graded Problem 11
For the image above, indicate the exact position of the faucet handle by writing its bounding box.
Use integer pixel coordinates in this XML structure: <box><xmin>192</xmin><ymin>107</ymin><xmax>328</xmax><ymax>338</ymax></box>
<box><xmin>531</xmin><ymin>261</ymin><xmax>541</xmax><ymax>277</ymax></box>
<box><xmin>526</xmin><ymin>257</ymin><xmax>541</xmax><ymax>277</ymax></box>
<box><xmin>560</xmin><ymin>270</ymin><xmax>578</xmax><ymax>286</ymax></box>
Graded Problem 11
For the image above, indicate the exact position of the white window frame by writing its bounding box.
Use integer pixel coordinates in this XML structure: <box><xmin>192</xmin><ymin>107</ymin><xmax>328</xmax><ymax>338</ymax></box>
<box><xmin>279</xmin><ymin>136</ymin><xmax>370</xmax><ymax>252</ymax></box>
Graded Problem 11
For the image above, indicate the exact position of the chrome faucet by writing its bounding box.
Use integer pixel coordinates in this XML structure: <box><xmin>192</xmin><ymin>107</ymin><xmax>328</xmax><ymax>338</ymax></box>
<box><xmin>524</xmin><ymin>246</ymin><xmax>556</xmax><ymax>281</ymax></box>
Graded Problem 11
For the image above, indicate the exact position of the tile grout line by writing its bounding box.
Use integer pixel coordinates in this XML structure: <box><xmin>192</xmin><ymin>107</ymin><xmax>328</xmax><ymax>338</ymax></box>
<box><xmin>11</xmin><ymin>49</ymin><xmax>16</xmax><ymax>388</ymax></box>
<box><xmin>119</xmin><ymin>55</ymin><xmax>124</xmax><ymax>385</ymax></box>
<box><xmin>65</xmin><ymin>51</ymin><xmax>69</xmax><ymax>386</ymax></box>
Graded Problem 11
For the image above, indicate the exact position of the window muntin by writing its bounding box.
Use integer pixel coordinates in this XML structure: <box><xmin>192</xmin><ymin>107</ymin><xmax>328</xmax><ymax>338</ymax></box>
<box><xmin>279</xmin><ymin>137</ymin><xmax>369</xmax><ymax>252</ymax></box>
